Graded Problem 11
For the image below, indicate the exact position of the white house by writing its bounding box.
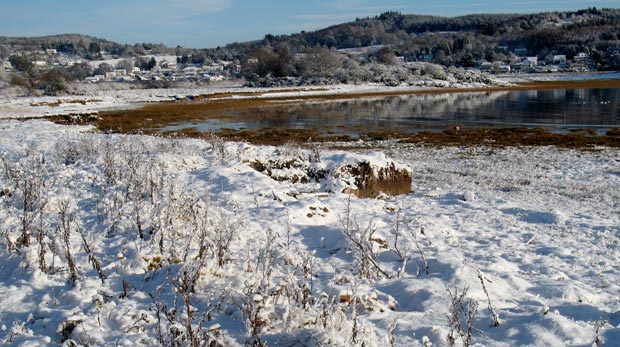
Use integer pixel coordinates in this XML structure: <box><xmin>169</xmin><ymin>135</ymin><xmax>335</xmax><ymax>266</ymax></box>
<box><xmin>523</xmin><ymin>56</ymin><xmax>538</xmax><ymax>66</ymax></box>
<box><xmin>46</xmin><ymin>49</ymin><xmax>58</xmax><ymax>55</ymax></box>
<box><xmin>479</xmin><ymin>62</ymin><xmax>493</xmax><ymax>71</ymax></box>
<box><xmin>497</xmin><ymin>63</ymin><xmax>511</xmax><ymax>73</ymax></box>
<box><xmin>207</xmin><ymin>75</ymin><xmax>225</xmax><ymax>82</ymax></box>
<box><xmin>85</xmin><ymin>75</ymin><xmax>105</xmax><ymax>83</ymax></box>
<box><xmin>574</xmin><ymin>52</ymin><xmax>589</xmax><ymax>61</ymax></box>
<box><xmin>553</xmin><ymin>55</ymin><xmax>567</xmax><ymax>64</ymax></box>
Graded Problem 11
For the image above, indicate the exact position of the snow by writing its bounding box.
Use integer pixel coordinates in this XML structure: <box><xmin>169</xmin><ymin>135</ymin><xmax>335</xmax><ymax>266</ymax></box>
<box><xmin>0</xmin><ymin>114</ymin><xmax>619</xmax><ymax>346</ymax></box>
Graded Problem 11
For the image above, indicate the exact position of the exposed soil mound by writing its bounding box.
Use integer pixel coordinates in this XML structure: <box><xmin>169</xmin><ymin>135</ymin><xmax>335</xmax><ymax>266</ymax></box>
<box><xmin>247</xmin><ymin>154</ymin><xmax>412</xmax><ymax>198</ymax></box>
<box><xmin>339</xmin><ymin>161</ymin><xmax>412</xmax><ymax>198</ymax></box>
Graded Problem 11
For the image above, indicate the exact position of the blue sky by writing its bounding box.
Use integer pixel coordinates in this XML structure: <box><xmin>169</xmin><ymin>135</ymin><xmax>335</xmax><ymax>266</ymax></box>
<box><xmin>1</xmin><ymin>0</ymin><xmax>618</xmax><ymax>48</ymax></box>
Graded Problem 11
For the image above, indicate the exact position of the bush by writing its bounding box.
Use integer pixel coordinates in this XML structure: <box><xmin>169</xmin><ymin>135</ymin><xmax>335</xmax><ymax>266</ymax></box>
<box><xmin>38</xmin><ymin>69</ymin><xmax>71</xmax><ymax>95</ymax></box>
<box><xmin>9</xmin><ymin>74</ymin><xmax>31</xmax><ymax>89</ymax></box>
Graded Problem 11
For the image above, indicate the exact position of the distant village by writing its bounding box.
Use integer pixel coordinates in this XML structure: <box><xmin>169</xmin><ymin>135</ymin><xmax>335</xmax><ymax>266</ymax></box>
<box><xmin>1</xmin><ymin>44</ymin><xmax>601</xmax><ymax>86</ymax></box>
<box><xmin>338</xmin><ymin>44</ymin><xmax>599</xmax><ymax>74</ymax></box>
<box><xmin>2</xmin><ymin>48</ymin><xmax>238</xmax><ymax>84</ymax></box>
<box><xmin>475</xmin><ymin>48</ymin><xmax>595</xmax><ymax>74</ymax></box>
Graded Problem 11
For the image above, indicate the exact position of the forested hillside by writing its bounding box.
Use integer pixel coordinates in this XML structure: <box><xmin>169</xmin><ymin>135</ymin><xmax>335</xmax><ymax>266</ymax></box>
<box><xmin>2</xmin><ymin>7</ymin><xmax>619</xmax><ymax>67</ymax></box>
<box><xmin>1</xmin><ymin>8</ymin><xmax>619</xmax><ymax>91</ymax></box>
<box><xmin>212</xmin><ymin>7</ymin><xmax>620</xmax><ymax>68</ymax></box>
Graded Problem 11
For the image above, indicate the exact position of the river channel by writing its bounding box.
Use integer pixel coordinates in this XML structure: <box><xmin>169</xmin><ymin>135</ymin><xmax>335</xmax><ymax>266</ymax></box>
<box><xmin>162</xmin><ymin>87</ymin><xmax>620</xmax><ymax>137</ymax></box>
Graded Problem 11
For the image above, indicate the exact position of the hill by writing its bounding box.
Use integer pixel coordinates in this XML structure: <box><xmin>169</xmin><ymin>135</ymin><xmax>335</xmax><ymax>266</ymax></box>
<box><xmin>1</xmin><ymin>8</ymin><xmax>620</xmax><ymax>91</ymax></box>
<box><xmin>208</xmin><ymin>7</ymin><xmax>620</xmax><ymax>67</ymax></box>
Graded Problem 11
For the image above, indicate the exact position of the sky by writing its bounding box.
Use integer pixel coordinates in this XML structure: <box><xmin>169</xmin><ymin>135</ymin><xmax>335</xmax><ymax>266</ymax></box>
<box><xmin>1</xmin><ymin>0</ymin><xmax>618</xmax><ymax>48</ymax></box>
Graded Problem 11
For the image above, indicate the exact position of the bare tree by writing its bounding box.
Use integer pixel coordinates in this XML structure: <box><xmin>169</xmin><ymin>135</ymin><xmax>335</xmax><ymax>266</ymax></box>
<box><xmin>301</xmin><ymin>46</ymin><xmax>343</xmax><ymax>78</ymax></box>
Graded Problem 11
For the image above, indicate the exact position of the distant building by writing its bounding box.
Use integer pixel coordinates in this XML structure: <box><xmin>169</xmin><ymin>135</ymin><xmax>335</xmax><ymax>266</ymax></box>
<box><xmin>574</xmin><ymin>52</ymin><xmax>589</xmax><ymax>61</ymax></box>
<box><xmin>85</xmin><ymin>75</ymin><xmax>104</xmax><ymax>83</ymax></box>
<box><xmin>523</xmin><ymin>56</ymin><xmax>538</xmax><ymax>66</ymax></box>
<box><xmin>479</xmin><ymin>62</ymin><xmax>493</xmax><ymax>71</ymax></box>
<box><xmin>46</xmin><ymin>49</ymin><xmax>57</xmax><ymax>55</ymax></box>
<box><xmin>205</xmin><ymin>74</ymin><xmax>225</xmax><ymax>82</ymax></box>
<box><xmin>553</xmin><ymin>55</ymin><xmax>567</xmax><ymax>64</ymax></box>
<box><xmin>497</xmin><ymin>63</ymin><xmax>511</xmax><ymax>73</ymax></box>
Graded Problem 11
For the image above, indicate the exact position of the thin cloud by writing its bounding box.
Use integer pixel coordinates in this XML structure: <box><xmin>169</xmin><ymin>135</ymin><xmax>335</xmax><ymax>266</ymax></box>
<box><xmin>319</xmin><ymin>0</ymin><xmax>405</xmax><ymax>12</ymax></box>
<box><xmin>164</xmin><ymin>0</ymin><xmax>232</xmax><ymax>13</ymax></box>
<box><xmin>292</xmin><ymin>13</ymin><xmax>376</xmax><ymax>21</ymax></box>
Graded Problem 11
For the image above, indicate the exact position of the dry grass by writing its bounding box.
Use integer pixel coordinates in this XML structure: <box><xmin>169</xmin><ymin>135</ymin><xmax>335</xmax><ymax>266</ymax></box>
<box><xmin>30</xmin><ymin>99</ymin><xmax>102</xmax><ymax>107</ymax></box>
<box><xmin>341</xmin><ymin>161</ymin><xmax>413</xmax><ymax>198</ymax></box>
<box><xmin>400</xmin><ymin>127</ymin><xmax>620</xmax><ymax>148</ymax></box>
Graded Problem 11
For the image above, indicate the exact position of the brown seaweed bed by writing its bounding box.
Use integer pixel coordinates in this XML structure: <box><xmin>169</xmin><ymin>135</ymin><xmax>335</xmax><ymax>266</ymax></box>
<box><xmin>48</xmin><ymin>79</ymin><xmax>620</xmax><ymax>148</ymax></box>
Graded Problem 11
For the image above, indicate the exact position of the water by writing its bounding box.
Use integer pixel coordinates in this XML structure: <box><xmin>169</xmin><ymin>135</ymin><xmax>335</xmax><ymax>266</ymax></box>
<box><xmin>163</xmin><ymin>88</ymin><xmax>620</xmax><ymax>136</ymax></box>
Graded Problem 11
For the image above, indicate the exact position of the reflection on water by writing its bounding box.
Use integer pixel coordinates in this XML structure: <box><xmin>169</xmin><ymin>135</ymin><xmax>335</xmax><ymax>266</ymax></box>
<box><xmin>163</xmin><ymin>88</ymin><xmax>620</xmax><ymax>136</ymax></box>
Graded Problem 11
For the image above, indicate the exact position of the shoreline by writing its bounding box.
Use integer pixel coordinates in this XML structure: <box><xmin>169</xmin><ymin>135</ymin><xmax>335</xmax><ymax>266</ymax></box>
<box><xmin>0</xmin><ymin>73</ymin><xmax>619</xmax><ymax>120</ymax></box>
<box><xmin>2</xmin><ymin>75</ymin><xmax>620</xmax><ymax>148</ymax></box>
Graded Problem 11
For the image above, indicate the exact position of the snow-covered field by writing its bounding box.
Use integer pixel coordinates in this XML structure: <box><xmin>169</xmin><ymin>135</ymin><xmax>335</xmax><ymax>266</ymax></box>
<box><xmin>0</xmin><ymin>118</ymin><xmax>618</xmax><ymax>346</ymax></box>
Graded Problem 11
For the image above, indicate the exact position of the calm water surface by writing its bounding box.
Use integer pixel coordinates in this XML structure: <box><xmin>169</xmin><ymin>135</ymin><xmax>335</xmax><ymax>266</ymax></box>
<box><xmin>164</xmin><ymin>87</ymin><xmax>620</xmax><ymax>136</ymax></box>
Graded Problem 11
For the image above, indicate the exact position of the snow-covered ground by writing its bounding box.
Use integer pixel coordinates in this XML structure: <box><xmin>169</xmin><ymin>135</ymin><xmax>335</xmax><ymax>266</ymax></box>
<box><xmin>0</xmin><ymin>118</ymin><xmax>618</xmax><ymax>346</ymax></box>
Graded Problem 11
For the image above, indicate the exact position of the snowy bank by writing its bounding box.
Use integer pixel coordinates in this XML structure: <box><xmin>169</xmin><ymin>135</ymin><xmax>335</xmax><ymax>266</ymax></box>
<box><xmin>0</xmin><ymin>119</ymin><xmax>618</xmax><ymax>346</ymax></box>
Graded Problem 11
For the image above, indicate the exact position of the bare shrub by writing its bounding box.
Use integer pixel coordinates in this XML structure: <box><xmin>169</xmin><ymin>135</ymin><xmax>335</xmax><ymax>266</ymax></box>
<box><xmin>171</xmin><ymin>260</ymin><xmax>206</xmax><ymax>347</ymax></box>
<box><xmin>54</xmin><ymin>137</ymin><xmax>99</xmax><ymax>166</ymax></box>
<box><xmin>594</xmin><ymin>320</ymin><xmax>606</xmax><ymax>347</ymax></box>
<box><xmin>341</xmin><ymin>194</ymin><xmax>390</xmax><ymax>279</ymax></box>
<box><xmin>57</xmin><ymin>198</ymin><xmax>78</xmax><ymax>284</ymax></box>
<box><xmin>208</xmin><ymin>133</ymin><xmax>227</xmax><ymax>162</ymax></box>
<box><xmin>214</xmin><ymin>213</ymin><xmax>240</xmax><ymax>268</ymax></box>
<box><xmin>446</xmin><ymin>286</ymin><xmax>478</xmax><ymax>347</ymax></box>
<box><xmin>79</xmin><ymin>228</ymin><xmax>106</xmax><ymax>283</ymax></box>
<box><xmin>478</xmin><ymin>271</ymin><xmax>500</xmax><ymax>327</ymax></box>
<box><xmin>125</xmin><ymin>153</ymin><xmax>165</xmax><ymax>240</ymax></box>
<box><xmin>238</xmin><ymin>281</ymin><xmax>268</xmax><ymax>347</ymax></box>
<box><xmin>306</xmin><ymin>139</ymin><xmax>321</xmax><ymax>163</ymax></box>
<box><xmin>409</xmin><ymin>225</ymin><xmax>429</xmax><ymax>276</ymax></box>
<box><xmin>1</xmin><ymin>151</ymin><xmax>48</xmax><ymax>248</ymax></box>
<box><xmin>101</xmin><ymin>139</ymin><xmax>122</xmax><ymax>184</ymax></box>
